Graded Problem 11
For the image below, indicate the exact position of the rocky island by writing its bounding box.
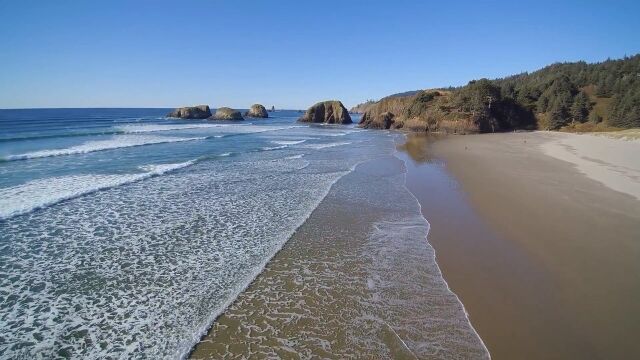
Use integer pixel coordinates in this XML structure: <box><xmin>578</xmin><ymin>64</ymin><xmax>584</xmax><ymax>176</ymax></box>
<box><xmin>211</xmin><ymin>107</ymin><xmax>244</xmax><ymax>120</ymax></box>
<box><xmin>244</xmin><ymin>104</ymin><xmax>268</xmax><ymax>118</ymax></box>
<box><xmin>167</xmin><ymin>105</ymin><xmax>212</xmax><ymax>119</ymax></box>
<box><xmin>298</xmin><ymin>100</ymin><xmax>352</xmax><ymax>124</ymax></box>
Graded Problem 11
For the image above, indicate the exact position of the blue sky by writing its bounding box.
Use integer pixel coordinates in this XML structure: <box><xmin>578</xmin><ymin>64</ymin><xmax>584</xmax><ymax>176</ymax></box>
<box><xmin>1</xmin><ymin>0</ymin><xmax>639</xmax><ymax>109</ymax></box>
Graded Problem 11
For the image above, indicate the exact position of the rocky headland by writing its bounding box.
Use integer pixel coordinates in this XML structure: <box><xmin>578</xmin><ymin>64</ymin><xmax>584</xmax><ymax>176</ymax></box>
<box><xmin>358</xmin><ymin>86</ymin><xmax>535</xmax><ymax>134</ymax></box>
<box><xmin>358</xmin><ymin>55</ymin><xmax>640</xmax><ymax>134</ymax></box>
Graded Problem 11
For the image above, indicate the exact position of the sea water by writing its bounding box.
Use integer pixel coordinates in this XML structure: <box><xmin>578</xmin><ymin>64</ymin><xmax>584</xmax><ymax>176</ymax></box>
<box><xmin>0</xmin><ymin>109</ymin><xmax>488</xmax><ymax>359</ymax></box>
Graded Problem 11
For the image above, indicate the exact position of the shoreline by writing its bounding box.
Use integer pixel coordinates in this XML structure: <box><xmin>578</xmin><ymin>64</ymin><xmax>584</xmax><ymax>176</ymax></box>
<box><xmin>183</xmin><ymin>162</ymin><xmax>353</xmax><ymax>360</ymax></box>
<box><xmin>394</xmin><ymin>140</ymin><xmax>491</xmax><ymax>358</ymax></box>
<box><xmin>190</xmin><ymin>140</ymin><xmax>489</xmax><ymax>359</ymax></box>
<box><xmin>401</xmin><ymin>132</ymin><xmax>640</xmax><ymax>359</ymax></box>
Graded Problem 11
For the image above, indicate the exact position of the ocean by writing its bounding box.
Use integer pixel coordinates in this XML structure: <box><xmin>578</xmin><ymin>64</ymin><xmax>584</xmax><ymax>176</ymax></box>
<box><xmin>0</xmin><ymin>109</ymin><xmax>488</xmax><ymax>359</ymax></box>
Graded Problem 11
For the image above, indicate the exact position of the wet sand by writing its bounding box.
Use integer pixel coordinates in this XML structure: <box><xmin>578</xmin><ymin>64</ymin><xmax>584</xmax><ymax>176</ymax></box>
<box><xmin>400</xmin><ymin>132</ymin><xmax>640</xmax><ymax>359</ymax></box>
<box><xmin>191</xmin><ymin>152</ymin><xmax>488</xmax><ymax>359</ymax></box>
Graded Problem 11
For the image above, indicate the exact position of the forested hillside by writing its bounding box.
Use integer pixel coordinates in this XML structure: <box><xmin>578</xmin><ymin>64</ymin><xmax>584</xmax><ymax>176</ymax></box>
<box><xmin>360</xmin><ymin>55</ymin><xmax>640</xmax><ymax>132</ymax></box>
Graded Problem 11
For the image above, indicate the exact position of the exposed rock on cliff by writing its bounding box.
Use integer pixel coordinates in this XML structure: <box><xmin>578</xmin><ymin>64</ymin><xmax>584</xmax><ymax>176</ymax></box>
<box><xmin>167</xmin><ymin>105</ymin><xmax>211</xmax><ymax>119</ymax></box>
<box><xmin>360</xmin><ymin>85</ymin><xmax>535</xmax><ymax>134</ymax></box>
<box><xmin>298</xmin><ymin>101</ymin><xmax>352</xmax><ymax>124</ymax></box>
<box><xmin>211</xmin><ymin>107</ymin><xmax>244</xmax><ymax>120</ymax></box>
<box><xmin>244</xmin><ymin>104</ymin><xmax>268</xmax><ymax>118</ymax></box>
<box><xmin>359</xmin><ymin>111</ymin><xmax>395</xmax><ymax>129</ymax></box>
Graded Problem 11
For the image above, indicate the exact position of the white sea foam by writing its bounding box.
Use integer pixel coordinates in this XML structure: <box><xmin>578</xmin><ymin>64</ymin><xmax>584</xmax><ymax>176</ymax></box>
<box><xmin>0</xmin><ymin>160</ymin><xmax>195</xmax><ymax>220</ymax></box>
<box><xmin>285</xmin><ymin>154</ymin><xmax>305</xmax><ymax>160</ymax></box>
<box><xmin>118</xmin><ymin>124</ymin><xmax>228</xmax><ymax>133</ymax></box>
<box><xmin>392</xmin><ymin>150</ymin><xmax>491</xmax><ymax>358</ymax></box>
<box><xmin>271</xmin><ymin>140</ymin><xmax>306</xmax><ymax>146</ymax></box>
<box><xmin>0</xmin><ymin>126</ymin><xmax>401</xmax><ymax>359</ymax></box>
<box><xmin>4</xmin><ymin>135</ymin><xmax>206</xmax><ymax>161</ymax></box>
<box><xmin>261</xmin><ymin>145</ymin><xmax>288</xmax><ymax>151</ymax></box>
<box><xmin>304</xmin><ymin>141</ymin><xmax>352</xmax><ymax>149</ymax></box>
<box><xmin>0</xmin><ymin>151</ymin><xmax>356</xmax><ymax>359</ymax></box>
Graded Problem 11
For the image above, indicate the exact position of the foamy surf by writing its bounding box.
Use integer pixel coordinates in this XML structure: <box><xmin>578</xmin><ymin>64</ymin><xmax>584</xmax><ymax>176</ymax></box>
<box><xmin>0</xmin><ymin>160</ymin><xmax>195</xmax><ymax>220</ymax></box>
<box><xmin>4</xmin><ymin>135</ymin><xmax>206</xmax><ymax>161</ymax></box>
<box><xmin>304</xmin><ymin>141</ymin><xmax>352</xmax><ymax>149</ymax></box>
<box><xmin>117</xmin><ymin>124</ymin><xmax>229</xmax><ymax>133</ymax></box>
<box><xmin>0</xmin><ymin>150</ymin><xmax>356</xmax><ymax>359</ymax></box>
<box><xmin>189</xmin><ymin>151</ymin><xmax>490</xmax><ymax>359</ymax></box>
<box><xmin>261</xmin><ymin>145</ymin><xmax>288</xmax><ymax>151</ymax></box>
<box><xmin>271</xmin><ymin>140</ymin><xmax>306</xmax><ymax>145</ymax></box>
<box><xmin>3</xmin><ymin>108</ymin><xmax>459</xmax><ymax>359</ymax></box>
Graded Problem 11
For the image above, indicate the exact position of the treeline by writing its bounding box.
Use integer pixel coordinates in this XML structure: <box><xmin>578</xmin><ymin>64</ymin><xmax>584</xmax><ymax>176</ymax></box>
<box><xmin>360</xmin><ymin>54</ymin><xmax>640</xmax><ymax>132</ymax></box>
<box><xmin>492</xmin><ymin>54</ymin><xmax>640</xmax><ymax>129</ymax></box>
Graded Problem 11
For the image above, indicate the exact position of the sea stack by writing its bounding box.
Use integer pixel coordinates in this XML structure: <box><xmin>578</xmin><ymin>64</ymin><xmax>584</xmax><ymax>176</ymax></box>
<box><xmin>210</xmin><ymin>107</ymin><xmax>244</xmax><ymax>120</ymax></box>
<box><xmin>298</xmin><ymin>100</ymin><xmax>352</xmax><ymax>124</ymax></box>
<box><xmin>167</xmin><ymin>105</ymin><xmax>212</xmax><ymax>119</ymax></box>
<box><xmin>359</xmin><ymin>111</ymin><xmax>395</xmax><ymax>129</ymax></box>
<box><xmin>244</xmin><ymin>104</ymin><xmax>269</xmax><ymax>118</ymax></box>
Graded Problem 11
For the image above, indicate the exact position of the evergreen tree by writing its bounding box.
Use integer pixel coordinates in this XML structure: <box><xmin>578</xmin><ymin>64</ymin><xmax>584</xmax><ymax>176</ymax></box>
<box><xmin>570</xmin><ymin>91</ymin><xmax>591</xmax><ymax>123</ymax></box>
<box><xmin>609</xmin><ymin>89</ymin><xmax>640</xmax><ymax>128</ymax></box>
<box><xmin>548</xmin><ymin>100</ymin><xmax>570</xmax><ymax>130</ymax></box>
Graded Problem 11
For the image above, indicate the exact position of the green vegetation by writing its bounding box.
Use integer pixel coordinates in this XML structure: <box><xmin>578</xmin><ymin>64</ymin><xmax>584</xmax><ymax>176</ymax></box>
<box><xmin>360</xmin><ymin>54</ymin><xmax>640</xmax><ymax>132</ymax></box>
<box><xmin>495</xmin><ymin>54</ymin><xmax>640</xmax><ymax>129</ymax></box>
<box><xmin>349</xmin><ymin>99</ymin><xmax>376</xmax><ymax>113</ymax></box>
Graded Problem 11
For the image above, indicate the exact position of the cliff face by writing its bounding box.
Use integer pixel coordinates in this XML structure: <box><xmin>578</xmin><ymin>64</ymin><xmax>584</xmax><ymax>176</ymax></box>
<box><xmin>298</xmin><ymin>101</ymin><xmax>352</xmax><ymax>124</ymax></box>
<box><xmin>359</xmin><ymin>111</ymin><xmax>395</xmax><ymax>129</ymax></box>
<box><xmin>167</xmin><ymin>105</ymin><xmax>212</xmax><ymax>119</ymax></box>
<box><xmin>360</xmin><ymin>85</ymin><xmax>536</xmax><ymax>134</ymax></box>
<box><xmin>359</xmin><ymin>55</ymin><xmax>640</xmax><ymax>132</ymax></box>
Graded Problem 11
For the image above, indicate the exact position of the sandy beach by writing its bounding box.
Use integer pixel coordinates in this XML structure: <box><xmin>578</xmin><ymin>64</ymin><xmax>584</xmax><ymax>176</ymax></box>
<box><xmin>400</xmin><ymin>132</ymin><xmax>640</xmax><ymax>359</ymax></box>
<box><xmin>191</xmin><ymin>148</ymin><xmax>489</xmax><ymax>359</ymax></box>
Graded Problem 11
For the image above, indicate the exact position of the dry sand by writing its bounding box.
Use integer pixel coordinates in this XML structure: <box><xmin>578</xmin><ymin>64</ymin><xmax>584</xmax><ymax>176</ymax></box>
<box><xmin>402</xmin><ymin>132</ymin><xmax>640</xmax><ymax>359</ymax></box>
<box><xmin>542</xmin><ymin>131</ymin><xmax>640</xmax><ymax>200</ymax></box>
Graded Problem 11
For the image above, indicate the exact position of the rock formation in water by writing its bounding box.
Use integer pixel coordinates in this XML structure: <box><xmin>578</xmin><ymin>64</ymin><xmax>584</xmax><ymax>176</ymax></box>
<box><xmin>359</xmin><ymin>111</ymin><xmax>395</xmax><ymax>129</ymax></box>
<box><xmin>167</xmin><ymin>105</ymin><xmax>212</xmax><ymax>119</ymax></box>
<box><xmin>298</xmin><ymin>101</ymin><xmax>352</xmax><ymax>124</ymax></box>
<box><xmin>211</xmin><ymin>107</ymin><xmax>244</xmax><ymax>120</ymax></box>
<box><xmin>244</xmin><ymin>104</ymin><xmax>268</xmax><ymax>118</ymax></box>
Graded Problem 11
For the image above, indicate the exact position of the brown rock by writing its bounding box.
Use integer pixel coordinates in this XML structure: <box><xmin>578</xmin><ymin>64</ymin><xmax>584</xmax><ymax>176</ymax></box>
<box><xmin>210</xmin><ymin>107</ymin><xmax>244</xmax><ymax>120</ymax></box>
<box><xmin>359</xmin><ymin>111</ymin><xmax>395</xmax><ymax>129</ymax></box>
<box><xmin>298</xmin><ymin>101</ymin><xmax>352</xmax><ymax>124</ymax></box>
<box><xmin>167</xmin><ymin>105</ymin><xmax>211</xmax><ymax>119</ymax></box>
<box><xmin>244</xmin><ymin>104</ymin><xmax>268</xmax><ymax>118</ymax></box>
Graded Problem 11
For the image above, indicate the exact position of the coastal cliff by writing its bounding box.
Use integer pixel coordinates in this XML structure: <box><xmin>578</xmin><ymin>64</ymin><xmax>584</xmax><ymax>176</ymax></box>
<box><xmin>298</xmin><ymin>101</ymin><xmax>352</xmax><ymax>124</ymax></box>
<box><xmin>360</xmin><ymin>86</ymin><xmax>535</xmax><ymax>134</ymax></box>
<box><xmin>359</xmin><ymin>55</ymin><xmax>640</xmax><ymax>133</ymax></box>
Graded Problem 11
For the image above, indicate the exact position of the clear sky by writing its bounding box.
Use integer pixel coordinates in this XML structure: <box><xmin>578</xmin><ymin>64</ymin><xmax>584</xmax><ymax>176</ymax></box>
<box><xmin>1</xmin><ymin>0</ymin><xmax>639</xmax><ymax>109</ymax></box>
